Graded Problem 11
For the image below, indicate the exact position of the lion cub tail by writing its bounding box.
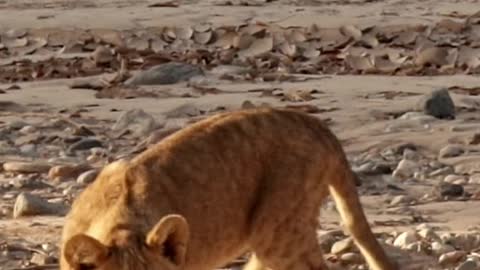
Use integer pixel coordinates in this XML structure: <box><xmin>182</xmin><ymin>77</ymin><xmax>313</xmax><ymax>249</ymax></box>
<box><xmin>327</xmin><ymin>166</ymin><xmax>398</xmax><ymax>270</ymax></box>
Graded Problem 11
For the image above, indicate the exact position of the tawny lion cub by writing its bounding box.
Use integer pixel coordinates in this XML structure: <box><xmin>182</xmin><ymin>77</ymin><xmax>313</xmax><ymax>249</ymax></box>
<box><xmin>60</xmin><ymin>108</ymin><xmax>397</xmax><ymax>270</ymax></box>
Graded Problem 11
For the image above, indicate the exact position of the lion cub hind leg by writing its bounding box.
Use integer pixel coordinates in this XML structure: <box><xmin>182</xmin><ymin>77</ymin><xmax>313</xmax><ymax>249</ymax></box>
<box><xmin>328</xmin><ymin>169</ymin><xmax>398</xmax><ymax>270</ymax></box>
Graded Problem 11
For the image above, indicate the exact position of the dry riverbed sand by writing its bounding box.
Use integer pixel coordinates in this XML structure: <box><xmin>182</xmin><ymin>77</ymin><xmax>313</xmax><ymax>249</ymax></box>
<box><xmin>2</xmin><ymin>0</ymin><xmax>480</xmax><ymax>269</ymax></box>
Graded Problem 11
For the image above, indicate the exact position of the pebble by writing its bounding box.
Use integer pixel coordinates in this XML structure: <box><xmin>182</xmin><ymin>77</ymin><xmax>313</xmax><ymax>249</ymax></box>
<box><xmin>67</xmin><ymin>138</ymin><xmax>103</xmax><ymax>153</ymax></box>
<box><xmin>18</xmin><ymin>125</ymin><xmax>36</xmax><ymax>134</ymax></box>
<box><xmin>389</xmin><ymin>195</ymin><xmax>413</xmax><ymax>206</ymax></box>
<box><xmin>19</xmin><ymin>144</ymin><xmax>36</xmax><ymax>155</ymax></box>
<box><xmin>468</xmin><ymin>174</ymin><xmax>480</xmax><ymax>184</ymax></box>
<box><xmin>392</xmin><ymin>159</ymin><xmax>418</xmax><ymax>180</ymax></box>
<box><xmin>3</xmin><ymin>161</ymin><xmax>51</xmax><ymax>173</ymax></box>
<box><xmin>48</xmin><ymin>163</ymin><xmax>92</xmax><ymax>182</ymax></box>
<box><xmin>8</xmin><ymin>120</ymin><xmax>28</xmax><ymax>129</ymax></box>
<box><xmin>456</xmin><ymin>260</ymin><xmax>478</xmax><ymax>270</ymax></box>
<box><xmin>331</xmin><ymin>237</ymin><xmax>354</xmax><ymax>254</ymax></box>
<box><xmin>437</xmin><ymin>183</ymin><xmax>464</xmax><ymax>197</ymax></box>
<box><xmin>468</xmin><ymin>133</ymin><xmax>480</xmax><ymax>145</ymax></box>
<box><xmin>125</xmin><ymin>62</ymin><xmax>204</xmax><ymax>86</ymax></box>
<box><xmin>393</xmin><ymin>231</ymin><xmax>419</xmax><ymax>249</ymax></box>
<box><xmin>431</xmin><ymin>241</ymin><xmax>455</xmax><ymax>255</ymax></box>
<box><xmin>76</xmin><ymin>169</ymin><xmax>99</xmax><ymax>185</ymax></box>
<box><xmin>30</xmin><ymin>252</ymin><xmax>56</xmax><ymax>265</ymax></box>
<box><xmin>439</xmin><ymin>251</ymin><xmax>467</xmax><ymax>266</ymax></box>
<box><xmin>13</xmin><ymin>192</ymin><xmax>67</xmax><ymax>218</ymax></box>
<box><xmin>439</xmin><ymin>144</ymin><xmax>465</xmax><ymax>158</ymax></box>
<box><xmin>416</xmin><ymin>88</ymin><xmax>455</xmax><ymax>119</ymax></box>
<box><xmin>340</xmin><ymin>252</ymin><xmax>362</xmax><ymax>264</ymax></box>
<box><xmin>444</xmin><ymin>174</ymin><xmax>466</xmax><ymax>183</ymax></box>
<box><xmin>112</xmin><ymin>109</ymin><xmax>159</xmax><ymax>137</ymax></box>
<box><xmin>90</xmin><ymin>46</ymin><xmax>114</xmax><ymax>65</ymax></box>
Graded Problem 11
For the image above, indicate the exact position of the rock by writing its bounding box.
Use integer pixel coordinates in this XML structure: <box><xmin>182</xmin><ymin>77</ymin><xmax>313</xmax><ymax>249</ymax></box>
<box><xmin>437</xmin><ymin>183</ymin><xmax>464</xmax><ymax>197</ymax></box>
<box><xmin>8</xmin><ymin>120</ymin><xmax>28</xmax><ymax>129</ymax></box>
<box><xmin>48</xmin><ymin>164</ymin><xmax>92</xmax><ymax>182</ymax></box>
<box><xmin>339</xmin><ymin>252</ymin><xmax>362</xmax><ymax>264</ymax></box>
<box><xmin>416</xmin><ymin>88</ymin><xmax>455</xmax><ymax>119</ymax></box>
<box><xmin>430</xmin><ymin>167</ymin><xmax>453</xmax><ymax>177</ymax></box>
<box><xmin>393</xmin><ymin>231</ymin><xmax>419</xmax><ymax>249</ymax></box>
<box><xmin>354</xmin><ymin>161</ymin><xmax>392</xmax><ymax>175</ymax></box>
<box><xmin>431</xmin><ymin>241</ymin><xmax>455</xmax><ymax>255</ymax></box>
<box><xmin>124</xmin><ymin>62</ymin><xmax>204</xmax><ymax>86</ymax></box>
<box><xmin>444</xmin><ymin>174</ymin><xmax>466</xmax><ymax>183</ymax></box>
<box><xmin>91</xmin><ymin>46</ymin><xmax>113</xmax><ymax>65</ymax></box>
<box><xmin>392</xmin><ymin>159</ymin><xmax>419</xmax><ymax>180</ymax></box>
<box><xmin>389</xmin><ymin>195</ymin><xmax>413</xmax><ymax>206</ymax></box>
<box><xmin>3</xmin><ymin>162</ymin><xmax>51</xmax><ymax>173</ymax></box>
<box><xmin>112</xmin><ymin>109</ymin><xmax>158</xmax><ymax>137</ymax></box>
<box><xmin>439</xmin><ymin>144</ymin><xmax>465</xmax><ymax>158</ymax></box>
<box><xmin>13</xmin><ymin>193</ymin><xmax>67</xmax><ymax>218</ymax></box>
<box><xmin>439</xmin><ymin>251</ymin><xmax>466</xmax><ymax>266</ymax></box>
<box><xmin>331</xmin><ymin>237</ymin><xmax>354</xmax><ymax>254</ymax></box>
<box><xmin>456</xmin><ymin>260</ymin><xmax>478</xmax><ymax>270</ymax></box>
<box><xmin>469</xmin><ymin>174</ymin><xmax>480</xmax><ymax>184</ymax></box>
<box><xmin>164</xmin><ymin>103</ymin><xmax>203</xmax><ymax>118</ymax></box>
<box><xmin>18</xmin><ymin>125</ymin><xmax>36</xmax><ymax>134</ymax></box>
<box><xmin>30</xmin><ymin>252</ymin><xmax>56</xmax><ymax>265</ymax></box>
<box><xmin>19</xmin><ymin>144</ymin><xmax>36</xmax><ymax>155</ymax></box>
<box><xmin>76</xmin><ymin>169</ymin><xmax>99</xmax><ymax>185</ymax></box>
<box><xmin>468</xmin><ymin>133</ymin><xmax>480</xmax><ymax>145</ymax></box>
<box><xmin>398</xmin><ymin>111</ymin><xmax>436</xmax><ymax>123</ymax></box>
<box><xmin>67</xmin><ymin>138</ymin><xmax>103</xmax><ymax>153</ymax></box>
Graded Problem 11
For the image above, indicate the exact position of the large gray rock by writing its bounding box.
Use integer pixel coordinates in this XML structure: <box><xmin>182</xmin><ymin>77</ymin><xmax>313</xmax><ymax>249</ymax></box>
<box><xmin>112</xmin><ymin>109</ymin><xmax>160</xmax><ymax>137</ymax></box>
<box><xmin>125</xmin><ymin>62</ymin><xmax>204</xmax><ymax>86</ymax></box>
<box><xmin>416</xmin><ymin>88</ymin><xmax>455</xmax><ymax>119</ymax></box>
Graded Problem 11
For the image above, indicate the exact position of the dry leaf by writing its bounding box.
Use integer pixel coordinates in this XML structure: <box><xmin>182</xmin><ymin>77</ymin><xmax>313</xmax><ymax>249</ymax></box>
<box><xmin>237</xmin><ymin>35</ymin><xmax>273</xmax><ymax>58</ymax></box>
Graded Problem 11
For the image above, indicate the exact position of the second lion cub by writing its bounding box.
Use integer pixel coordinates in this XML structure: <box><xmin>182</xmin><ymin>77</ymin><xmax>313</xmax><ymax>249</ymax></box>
<box><xmin>60</xmin><ymin>108</ymin><xmax>397</xmax><ymax>270</ymax></box>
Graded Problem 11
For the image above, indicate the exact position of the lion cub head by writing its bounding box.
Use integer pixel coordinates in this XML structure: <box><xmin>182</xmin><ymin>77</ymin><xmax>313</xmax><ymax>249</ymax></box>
<box><xmin>62</xmin><ymin>214</ymin><xmax>190</xmax><ymax>270</ymax></box>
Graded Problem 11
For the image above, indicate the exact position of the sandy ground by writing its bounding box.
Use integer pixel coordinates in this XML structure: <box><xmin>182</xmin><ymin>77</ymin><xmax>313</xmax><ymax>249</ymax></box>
<box><xmin>3</xmin><ymin>0</ymin><xmax>480</xmax><ymax>269</ymax></box>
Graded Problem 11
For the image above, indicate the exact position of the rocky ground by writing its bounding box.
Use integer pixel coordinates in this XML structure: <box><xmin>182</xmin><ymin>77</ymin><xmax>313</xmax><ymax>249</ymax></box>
<box><xmin>2</xmin><ymin>0</ymin><xmax>480</xmax><ymax>269</ymax></box>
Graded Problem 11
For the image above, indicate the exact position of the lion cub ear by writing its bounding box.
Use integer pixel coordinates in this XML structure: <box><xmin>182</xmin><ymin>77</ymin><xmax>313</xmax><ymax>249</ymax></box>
<box><xmin>146</xmin><ymin>214</ymin><xmax>190</xmax><ymax>266</ymax></box>
<box><xmin>64</xmin><ymin>234</ymin><xmax>110</xmax><ymax>268</ymax></box>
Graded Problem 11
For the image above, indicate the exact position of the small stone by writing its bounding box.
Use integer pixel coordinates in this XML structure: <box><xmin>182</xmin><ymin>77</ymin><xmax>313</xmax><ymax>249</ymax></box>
<box><xmin>164</xmin><ymin>103</ymin><xmax>203</xmax><ymax>119</ymax></box>
<box><xmin>76</xmin><ymin>169</ymin><xmax>99</xmax><ymax>184</ymax></box>
<box><xmin>90</xmin><ymin>46</ymin><xmax>113</xmax><ymax>65</ymax></box>
<box><xmin>112</xmin><ymin>109</ymin><xmax>159</xmax><ymax>137</ymax></box>
<box><xmin>417</xmin><ymin>228</ymin><xmax>440</xmax><ymax>241</ymax></box>
<box><xmin>393</xmin><ymin>231</ymin><xmax>419</xmax><ymax>249</ymax></box>
<box><xmin>13</xmin><ymin>192</ymin><xmax>67</xmax><ymax>218</ymax></box>
<box><xmin>469</xmin><ymin>174</ymin><xmax>480</xmax><ymax>184</ymax></box>
<box><xmin>124</xmin><ymin>62</ymin><xmax>204</xmax><ymax>86</ymax></box>
<box><xmin>439</xmin><ymin>144</ymin><xmax>464</xmax><ymax>158</ymax></box>
<box><xmin>444</xmin><ymin>174</ymin><xmax>466</xmax><ymax>183</ymax></box>
<box><xmin>331</xmin><ymin>237</ymin><xmax>354</xmax><ymax>254</ymax></box>
<box><xmin>468</xmin><ymin>133</ymin><xmax>480</xmax><ymax>145</ymax></box>
<box><xmin>437</xmin><ymin>183</ymin><xmax>464</xmax><ymax>197</ymax></box>
<box><xmin>340</xmin><ymin>252</ymin><xmax>362</xmax><ymax>264</ymax></box>
<box><xmin>392</xmin><ymin>159</ymin><xmax>418</xmax><ymax>180</ymax></box>
<box><xmin>30</xmin><ymin>252</ymin><xmax>56</xmax><ymax>265</ymax></box>
<box><xmin>48</xmin><ymin>164</ymin><xmax>92</xmax><ymax>182</ymax></box>
<box><xmin>439</xmin><ymin>251</ymin><xmax>466</xmax><ymax>266</ymax></box>
<box><xmin>18</xmin><ymin>125</ymin><xmax>36</xmax><ymax>134</ymax></box>
<box><xmin>3</xmin><ymin>162</ymin><xmax>51</xmax><ymax>173</ymax></box>
<box><xmin>431</xmin><ymin>242</ymin><xmax>455</xmax><ymax>255</ymax></box>
<box><xmin>456</xmin><ymin>260</ymin><xmax>478</xmax><ymax>270</ymax></box>
<box><xmin>389</xmin><ymin>195</ymin><xmax>412</xmax><ymax>206</ymax></box>
<box><xmin>19</xmin><ymin>144</ymin><xmax>36</xmax><ymax>155</ymax></box>
<box><xmin>67</xmin><ymin>138</ymin><xmax>103</xmax><ymax>153</ymax></box>
<box><xmin>8</xmin><ymin>120</ymin><xmax>28</xmax><ymax>129</ymax></box>
<box><xmin>416</xmin><ymin>88</ymin><xmax>455</xmax><ymax>119</ymax></box>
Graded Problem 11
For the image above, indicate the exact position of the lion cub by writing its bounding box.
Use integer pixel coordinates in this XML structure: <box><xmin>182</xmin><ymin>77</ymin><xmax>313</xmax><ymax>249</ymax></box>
<box><xmin>60</xmin><ymin>108</ymin><xmax>397</xmax><ymax>270</ymax></box>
